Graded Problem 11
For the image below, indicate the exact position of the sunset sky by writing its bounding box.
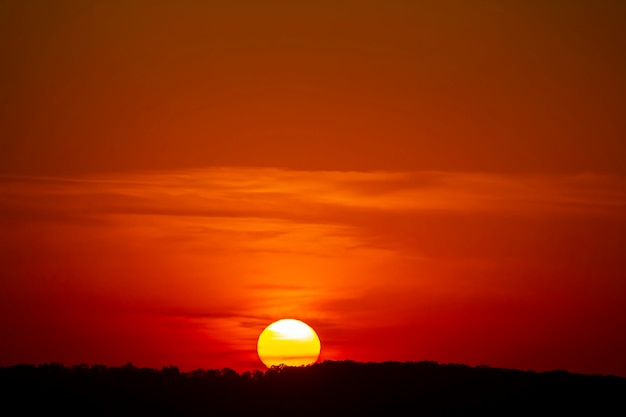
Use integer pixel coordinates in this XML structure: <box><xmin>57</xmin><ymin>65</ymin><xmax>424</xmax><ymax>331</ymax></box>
<box><xmin>1</xmin><ymin>1</ymin><xmax>625</xmax><ymax>377</ymax></box>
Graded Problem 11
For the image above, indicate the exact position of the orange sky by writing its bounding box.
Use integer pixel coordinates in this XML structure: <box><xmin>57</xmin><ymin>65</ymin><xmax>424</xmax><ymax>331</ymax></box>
<box><xmin>1</xmin><ymin>1</ymin><xmax>625</xmax><ymax>376</ymax></box>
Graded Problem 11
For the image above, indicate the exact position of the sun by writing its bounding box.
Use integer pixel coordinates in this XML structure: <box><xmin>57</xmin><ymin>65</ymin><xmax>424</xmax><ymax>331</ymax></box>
<box><xmin>257</xmin><ymin>319</ymin><xmax>321</xmax><ymax>368</ymax></box>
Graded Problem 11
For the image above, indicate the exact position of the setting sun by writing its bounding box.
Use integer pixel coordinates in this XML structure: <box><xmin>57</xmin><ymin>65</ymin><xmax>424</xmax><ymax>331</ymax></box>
<box><xmin>257</xmin><ymin>319</ymin><xmax>321</xmax><ymax>368</ymax></box>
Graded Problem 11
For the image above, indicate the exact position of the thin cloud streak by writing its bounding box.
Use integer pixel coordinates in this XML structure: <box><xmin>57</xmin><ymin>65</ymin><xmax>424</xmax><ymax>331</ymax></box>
<box><xmin>1</xmin><ymin>168</ymin><xmax>625</xmax><ymax>219</ymax></box>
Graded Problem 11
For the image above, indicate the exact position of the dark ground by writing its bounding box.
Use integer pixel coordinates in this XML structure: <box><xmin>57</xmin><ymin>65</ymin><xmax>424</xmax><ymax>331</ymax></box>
<box><xmin>1</xmin><ymin>360</ymin><xmax>624</xmax><ymax>416</ymax></box>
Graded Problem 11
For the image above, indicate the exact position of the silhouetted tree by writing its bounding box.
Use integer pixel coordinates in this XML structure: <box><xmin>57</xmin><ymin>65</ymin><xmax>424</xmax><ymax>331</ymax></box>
<box><xmin>1</xmin><ymin>360</ymin><xmax>624</xmax><ymax>416</ymax></box>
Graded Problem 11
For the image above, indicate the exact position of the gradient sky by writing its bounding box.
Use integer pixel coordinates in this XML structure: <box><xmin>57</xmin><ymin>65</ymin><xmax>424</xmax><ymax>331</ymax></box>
<box><xmin>1</xmin><ymin>0</ymin><xmax>625</xmax><ymax>377</ymax></box>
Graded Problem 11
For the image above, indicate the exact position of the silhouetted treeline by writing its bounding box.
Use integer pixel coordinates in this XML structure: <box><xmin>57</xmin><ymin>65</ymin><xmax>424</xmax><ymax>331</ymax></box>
<box><xmin>1</xmin><ymin>360</ymin><xmax>624</xmax><ymax>416</ymax></box>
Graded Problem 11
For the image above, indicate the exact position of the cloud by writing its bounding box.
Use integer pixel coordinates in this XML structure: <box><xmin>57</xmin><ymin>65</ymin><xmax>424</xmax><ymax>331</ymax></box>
<box><xmin>1</xmin><ymin>168</ymin><xmax>624</xmax><ymax>221</ymax></box>
<box><xmin>2</xmin><ymin>167</ymin><xmax>625</xmax><ymax>318</ymax></box>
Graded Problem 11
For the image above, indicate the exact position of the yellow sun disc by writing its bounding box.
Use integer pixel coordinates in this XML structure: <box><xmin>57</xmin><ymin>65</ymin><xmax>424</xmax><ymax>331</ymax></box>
<box><xmin>257</xmin><ymin>319</ymin><xmax>321</xmax><ymax>367</ymax></box>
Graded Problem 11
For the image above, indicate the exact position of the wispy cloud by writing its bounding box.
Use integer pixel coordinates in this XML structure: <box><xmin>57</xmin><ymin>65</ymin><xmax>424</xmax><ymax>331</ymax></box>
<box><xmin>2</xmin><ymin>168</ymin><xmax>624</xmax><ymax>220</ymax></box>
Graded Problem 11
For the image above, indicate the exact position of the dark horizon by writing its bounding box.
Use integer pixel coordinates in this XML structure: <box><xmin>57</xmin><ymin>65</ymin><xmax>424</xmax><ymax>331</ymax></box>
<box><xmin>2</xmin><ymin>359</ymin><xmax>624</xmax><ymax>416</ymax></box>
<box><xmin>3</xmin><ymin>358</ymin><xmax>626</xmax><ymax>379</ymax></box>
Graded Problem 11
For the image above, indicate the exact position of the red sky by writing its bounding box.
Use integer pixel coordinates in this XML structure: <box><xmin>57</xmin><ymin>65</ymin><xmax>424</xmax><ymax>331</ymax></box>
<box><xmin>1</xmin><ymin>1</ymin><xmax>625</xmax><ymax>377</ymax></box>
